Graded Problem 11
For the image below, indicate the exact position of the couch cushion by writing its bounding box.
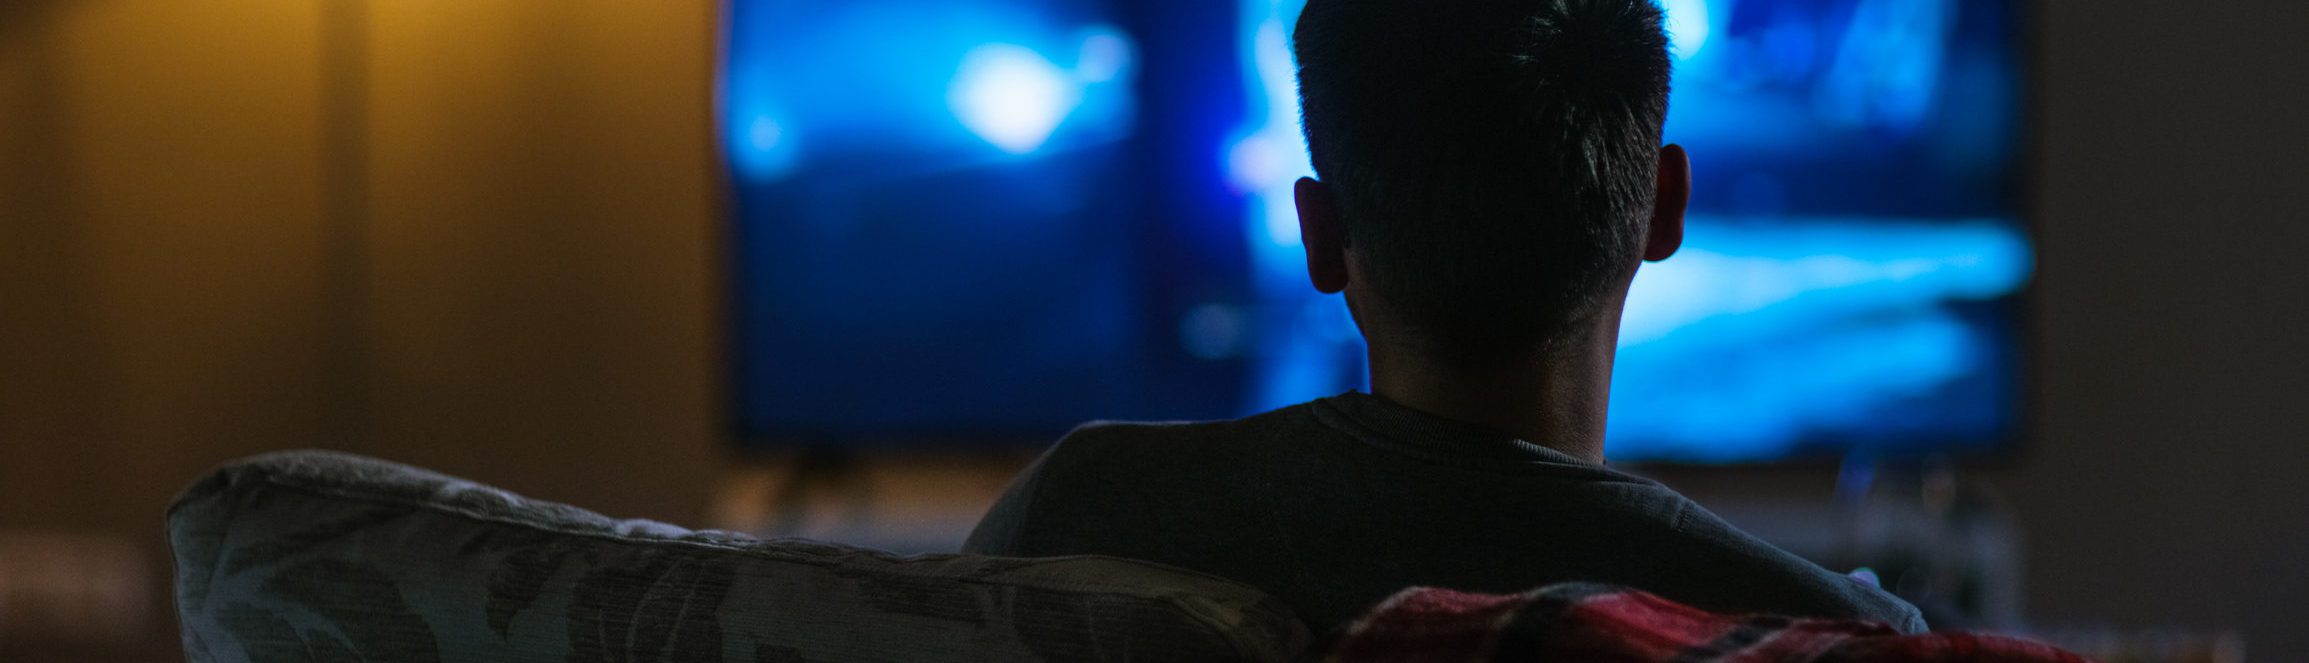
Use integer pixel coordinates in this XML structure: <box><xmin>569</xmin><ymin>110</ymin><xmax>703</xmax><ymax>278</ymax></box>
<box><xmin>168</xmin><ymin>450</ymin><xmax>1308</xmax><ymax>662</ymax></box>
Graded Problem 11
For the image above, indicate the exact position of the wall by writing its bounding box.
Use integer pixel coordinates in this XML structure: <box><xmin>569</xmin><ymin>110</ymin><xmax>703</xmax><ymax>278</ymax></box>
<box><xmin>1</xmin><ymin>2</ymin><xmax>333</xmax><ymax>657</ymax></box>
<box><xmin>0</xmin><ymin>1</ymin><xmax>719</xmax><ymax>659</ymax></box>
<box><xmin>356</xmin><ymin>0</ymin><xmax>721</xmax><ymax>528</ymax></box>
<box><xmin>1</xmin><ymin>0</ymin><xmax>332</xmax><ymax>527</ymax></box>
<box><xmin>2003</xmin><ymin>0</ymin><xmax>2309</xmax><ymax>655</ymax></box>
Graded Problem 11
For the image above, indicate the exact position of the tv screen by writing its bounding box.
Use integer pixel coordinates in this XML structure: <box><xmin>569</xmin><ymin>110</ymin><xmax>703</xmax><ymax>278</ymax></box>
<box><xmin>723</xmin><ymin>0</ymin><xmax>2031</xmax><ymax>462</ymax></box>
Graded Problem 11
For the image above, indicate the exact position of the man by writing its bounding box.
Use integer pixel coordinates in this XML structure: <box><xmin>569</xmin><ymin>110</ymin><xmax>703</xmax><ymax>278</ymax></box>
<box><xmin>964</xmin><ymin>0</ymin><xmax>1926</xmax><ymax>635</ymax></box>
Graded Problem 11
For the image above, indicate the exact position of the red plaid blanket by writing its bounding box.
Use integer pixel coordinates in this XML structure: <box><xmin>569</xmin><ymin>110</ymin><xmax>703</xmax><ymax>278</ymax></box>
<box><xmin>1326</xmin><ymin>584</ymin><xmax>2090</xmax><ymax>662</ymax></box>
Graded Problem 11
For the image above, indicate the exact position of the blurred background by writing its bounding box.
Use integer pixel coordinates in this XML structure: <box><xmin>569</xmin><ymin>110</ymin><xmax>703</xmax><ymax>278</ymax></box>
<box><xmin>1</xmin><ymin>0</ymin><xmax>2303</xmax><ymax>661</ymax></box>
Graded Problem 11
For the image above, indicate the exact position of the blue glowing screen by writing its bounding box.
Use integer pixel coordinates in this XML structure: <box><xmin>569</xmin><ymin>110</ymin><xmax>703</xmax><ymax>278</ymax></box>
<box><xmin>725</xmin><ymin>0</ymin><xmax>2029</xmax><ymax>462</ymax></box>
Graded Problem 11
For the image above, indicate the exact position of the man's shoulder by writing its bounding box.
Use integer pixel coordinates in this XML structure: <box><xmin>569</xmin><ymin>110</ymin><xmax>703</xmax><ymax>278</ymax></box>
<box><xmin>1657</xmin><ymin>500</ymin><xmax>1930</xmax><ymax>633</ymax></box>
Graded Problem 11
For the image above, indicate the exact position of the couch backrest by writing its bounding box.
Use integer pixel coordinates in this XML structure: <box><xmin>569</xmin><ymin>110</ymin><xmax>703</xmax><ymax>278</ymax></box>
<box><xmin>168</xmin><ymin>450</ymin><xmax>1309</xmax><ymax>662</ymax></box>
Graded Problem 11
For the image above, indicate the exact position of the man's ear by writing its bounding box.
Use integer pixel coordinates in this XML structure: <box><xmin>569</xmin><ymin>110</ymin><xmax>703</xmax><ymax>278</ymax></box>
<box><xmin>1645</xmin><ymin>144</ymin><xmax>1690</xmax><ymax>262</ymax></box>
<box><xmin>1296</xmin><ymin>177</ymin><xmax>1351</xmax><ymax>294</ymax></box>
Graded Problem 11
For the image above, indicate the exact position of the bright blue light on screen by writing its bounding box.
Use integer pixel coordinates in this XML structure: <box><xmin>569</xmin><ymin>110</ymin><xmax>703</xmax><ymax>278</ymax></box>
<box><xmin>948</xmin><ymin>28</ymin><xmax>1139</xmax><ymax>155</ymax></box>
<box><xmin>733</xmin><ymin>115</ymin><xmax>798</xmax><ymax>181</ymax></box>
<box><xmin>1075</xmin><ymin>28</ymin><xmax>1136</xmax><ymax>84</ymax></box>
<box><xmin>1229</xmin><ymin>0</ymin><xmax>1365</xmax><ymax>413</ymax></box>
<box><xmin>1608</xmin><ymin>219</ymin><xmax>2031</xmax><ymax>460</ymax></box>
<box><xmin>951</xmin><ymin>44</ymin><xmax>1080</xmax><ymax>154</ymax></box>
<box><xmin>724</xmin><ymin>4</ymin><xmax>1136</xmax><ymax>179</ymax></box>
<box><xmin>1228</xmin><ymin>14</ymin><xmax>1314</xmax><ymax>251</ymax></box>
<box><xmin>727</xmin><ymin>0</ymin><xmax>2027</xmax><ymax>462</ymax></box>
<box><xmin>1820</xmin><ymin>0</ymin><xmax>1954</xmax><ymax>132</ymax></box>
<box><xmin>1620</xmin><ymin>221</ymin><xmax>2031</xmax><ymax>346</ymax></box>
<box><xmin>1663</xmin><ymin>0</ymin><xmax>1715</xmax><ymax>60</ymax></box>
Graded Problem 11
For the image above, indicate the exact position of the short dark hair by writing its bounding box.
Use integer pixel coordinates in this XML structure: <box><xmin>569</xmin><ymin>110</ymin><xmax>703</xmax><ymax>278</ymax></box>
<box><xmin>1294</xmin><ymin>0</ymin><xmax>1671</xmax><ymax>354</ymax></box>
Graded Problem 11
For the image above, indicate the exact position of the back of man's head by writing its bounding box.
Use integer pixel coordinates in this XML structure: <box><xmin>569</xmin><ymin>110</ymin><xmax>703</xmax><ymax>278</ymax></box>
<box><xmin>1294</xmin><ymin>0</ymin><xmax>1672</xmax><ymax>357</ymax></box>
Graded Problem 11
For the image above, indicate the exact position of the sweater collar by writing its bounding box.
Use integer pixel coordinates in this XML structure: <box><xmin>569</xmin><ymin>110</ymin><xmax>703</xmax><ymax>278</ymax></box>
<box><xmin>1313</xmin><ymin>391</ymin><xmax>1617</xmax><ymax>470</ymax></box>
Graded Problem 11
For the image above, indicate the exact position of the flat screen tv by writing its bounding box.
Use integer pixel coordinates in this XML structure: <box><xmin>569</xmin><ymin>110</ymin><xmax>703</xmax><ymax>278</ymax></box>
<box><xmin>723</xmin><ymin>0</ymin><xmax>2031</xmax><ymax>463</ymax></box>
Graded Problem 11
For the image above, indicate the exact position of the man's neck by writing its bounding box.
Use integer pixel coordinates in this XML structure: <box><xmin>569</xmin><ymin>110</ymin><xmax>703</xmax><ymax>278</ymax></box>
<box><xmin>1364</xmin><ymin>319</ymin><xmax>1620</xmax><ymax>464</ymax></box>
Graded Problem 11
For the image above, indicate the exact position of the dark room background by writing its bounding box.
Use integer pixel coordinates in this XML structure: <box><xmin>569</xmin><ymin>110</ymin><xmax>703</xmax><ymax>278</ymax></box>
<box><xmin>1</xmin><ymin>1</ymin><xmax>2303</xmax><ymax>660</ymax></box>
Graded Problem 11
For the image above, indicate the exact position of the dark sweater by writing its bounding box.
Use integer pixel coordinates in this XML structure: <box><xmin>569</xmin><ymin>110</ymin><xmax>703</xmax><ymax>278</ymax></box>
<box><xmin>963</xmin><ymin>391</ymin><xmax>1927</xmax><ymax>635</ymax></box>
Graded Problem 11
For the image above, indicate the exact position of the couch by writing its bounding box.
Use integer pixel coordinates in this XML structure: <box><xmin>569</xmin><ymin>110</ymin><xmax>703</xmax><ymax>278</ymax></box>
<box><xmin>167</xmin><ymin>451</ymin><xmax>1311</xmax><ymax>662</ymax></box>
